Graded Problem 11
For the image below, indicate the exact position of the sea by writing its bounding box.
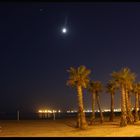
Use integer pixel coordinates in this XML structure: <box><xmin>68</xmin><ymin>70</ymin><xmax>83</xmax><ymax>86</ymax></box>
<box><xmin>0</xmin><ymin>111</ymin><xmax>121</xmax><ymax>120</ymax></box>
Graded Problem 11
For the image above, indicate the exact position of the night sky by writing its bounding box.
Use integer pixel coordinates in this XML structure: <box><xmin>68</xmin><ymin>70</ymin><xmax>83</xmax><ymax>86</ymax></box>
<box><xmin>0</xmin><ymin>2</ymin><xmax>140</xmax><ymax>113</ymax></box>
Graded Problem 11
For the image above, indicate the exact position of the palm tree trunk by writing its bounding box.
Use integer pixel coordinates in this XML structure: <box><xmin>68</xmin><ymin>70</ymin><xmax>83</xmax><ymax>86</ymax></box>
<box><xmin>120</xmin><ymin>85</ymin><xmax>127</xmax><ymax>127</ymax></box>
<box><xmin>128</xmin><ymin>92</ymin><xmax>132</xmax><ymax>110</ymax></box>
<box><xmin>96</xmin><ymin>92</ymin><xmax>104</xmax><ymax>123</ymax></box>
<box><xmin>77</xmin><ymin>85</ymin><xmax>87</xmax><ymax>129</ymax></box>
<box><xmin>128</xmin><ymin>91</ymin><xmax>134</xmax><ymax>123</ymax></box>
<box><xmin>125</xmin><ymin>90</ymin><xmax>134</xmax><ymax>124</ymax></box>
<box><xmin>138</xmin><ymin>94</ymin><xmax>140</xmax><ymax>120</ymax></box>
<box><xmin>90</xmin><ymin>92</ymin><xmax>96</xmax><ymax>125</ymax></box>
<box><xmin>76</xmin><ymin>112</ymin><xmax>81</xmax><ymax>128</ymax></box>
<box><xmin>109</xmin><ymin>92</ymin><xmax>115</xmax><ymax>122</ymax></box>
<box><xmin>125</xmin><ymin>87</ymin><xmax>128</xmax><ymax>116</ymax></box>
<box><xmin>134</xmin><ymin>92</ymin><xmax>139</xmax><ymax>122</ymax></box>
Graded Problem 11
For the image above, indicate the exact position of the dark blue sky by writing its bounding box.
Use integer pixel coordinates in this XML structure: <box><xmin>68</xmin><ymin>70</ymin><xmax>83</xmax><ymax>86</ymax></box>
<box><xmin>0</xmin><ymin>2</ymin><xmax>140</xmax><ymax>112</ymax></box>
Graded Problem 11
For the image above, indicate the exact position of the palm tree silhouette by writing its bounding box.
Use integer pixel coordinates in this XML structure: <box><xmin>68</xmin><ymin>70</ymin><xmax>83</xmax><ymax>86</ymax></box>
<box><xmin>67</xmin><ymin>65</ymin><xmax>91</xmax><ymax>129</ymax></box>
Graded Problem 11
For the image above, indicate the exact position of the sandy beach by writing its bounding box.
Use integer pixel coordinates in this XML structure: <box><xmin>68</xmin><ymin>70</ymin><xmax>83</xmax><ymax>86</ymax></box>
<box><xmin>0</xmin><ymin>117</ymin><xmax>140</xmax><ymax>137</ymax></box>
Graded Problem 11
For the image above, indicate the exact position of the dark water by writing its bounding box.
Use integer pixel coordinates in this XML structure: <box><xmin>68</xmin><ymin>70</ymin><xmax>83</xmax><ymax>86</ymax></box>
<box><xmin>0</xmin><ymin>112</ymin><xmax>121</xmax><ymax>120</ymax></box>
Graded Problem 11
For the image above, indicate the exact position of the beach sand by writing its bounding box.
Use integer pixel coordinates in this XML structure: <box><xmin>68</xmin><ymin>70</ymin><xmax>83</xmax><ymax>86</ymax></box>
<box><xmin>0</xmin><ymin>117</ymin><xmax>140</xmax><ymax>137</ymax></box>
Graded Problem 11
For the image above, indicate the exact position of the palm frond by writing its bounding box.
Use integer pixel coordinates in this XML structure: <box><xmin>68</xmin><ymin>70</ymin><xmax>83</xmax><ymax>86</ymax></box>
<box><xmin>66</xmin><ymin>65</ymin><xmax>91</xmax><ymax>89</ymax></box>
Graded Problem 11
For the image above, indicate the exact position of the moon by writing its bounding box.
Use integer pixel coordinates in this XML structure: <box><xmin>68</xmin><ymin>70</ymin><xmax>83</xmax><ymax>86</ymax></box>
<box><xmin>61</xmin><ymin>27</ymin><xmax>67</xmax><ymax>34</ymax></box>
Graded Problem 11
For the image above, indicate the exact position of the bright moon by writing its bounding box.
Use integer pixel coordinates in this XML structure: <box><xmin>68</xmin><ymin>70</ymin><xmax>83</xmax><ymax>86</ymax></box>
<box><xmin>62</xmin><ymin>27</ymin><xmax>67</xmax><ymax>34</ymax></box>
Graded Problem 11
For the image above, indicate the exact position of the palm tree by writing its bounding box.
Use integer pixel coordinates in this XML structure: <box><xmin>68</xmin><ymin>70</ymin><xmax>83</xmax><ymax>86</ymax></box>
<box><xmin>94</xmin><ymin>81</ymin><xmax>104</xmax><ymax>123</ymax></box>
<box><xmin>111</xmin><ymin>68</ymin><xmax>135</xmax><ymax>127</ymax></box>
<box><xmin>124</xmin><ymin>70</ymin><xmax>135</xmax><ymax>124</ymax></box>
<box><xmin>132</xmin><ymin>83</ymin><xmax>140</xmax><ymax>122</ymax></box>
<box><xmin>138</xmin><ymin>94</ymin><xmax>140</xmax><ymax>120</ymax></box>
<box><xmin>138</xmin><ymin>84</ymin><xmax>140</xmax><ymax>120</ymax></box>
<box><xmin>88</xmin><ymin>81</ymin><xmax>104</xmax><ymax>124</ymax></box>
<box><xmin>67</xmin><ymin>65</ymin><xmax>91</xmax><ymax>129</ymax></box>
<box><xmin>106</xmin><ymin>80</ymin><xmax>117</xmax><ymax>122</ymax></box>
<box><xmin>112</xmin><ymin>70</ymin><xmax>127</xmax><ymax>127</ymax></box>
<box><xmin>87</xmin><ymin>81</ymin><xmax>96</xmax><ymax>125</ymax></box>
<box><xmin>132</xmin><ymin>83</ymin><xmax>139</xmax><ymax>122</ymax></box>
<box><xmin>138</xmin><ymin>93</ymin><xmax>140</xmax><ymax>120</ymax></box>
<box><xmin>137</xmin><ymin>83</ymin><xmax>140</xmax><ymax>120</ymax></box>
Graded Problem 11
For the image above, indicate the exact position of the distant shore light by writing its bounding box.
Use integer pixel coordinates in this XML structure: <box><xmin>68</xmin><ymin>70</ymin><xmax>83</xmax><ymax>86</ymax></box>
<box><xmin>38</xmin><ymin>110</ymin><xmax>43</xmax><ymax>113</ymax></box>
